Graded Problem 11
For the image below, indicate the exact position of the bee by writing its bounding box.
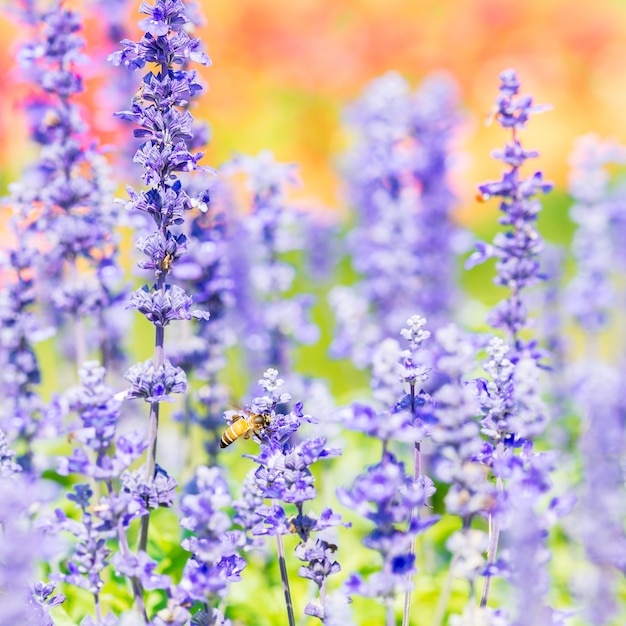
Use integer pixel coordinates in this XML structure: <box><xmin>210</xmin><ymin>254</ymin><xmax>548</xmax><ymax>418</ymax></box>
<box><xmin>220</xmin><ymin>409</ymin><xmax>271</xmax><ymax>448</ymax></box>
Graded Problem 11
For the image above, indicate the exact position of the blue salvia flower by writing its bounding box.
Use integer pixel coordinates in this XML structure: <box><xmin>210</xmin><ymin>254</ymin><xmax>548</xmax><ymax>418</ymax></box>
<box><xmin>177</xmin><ymin>466</ymin><xmax>246</xmax><ymax>609</ymax></box>
<box><xmin>337</xmin><ymin>319</ymin><xmax>437</xmax><ymax>624</ymax></box>
<box><xmin>572</xmin><ymin>365</ymin><xmax>626</xmax><ymax>625</ymax></box>
<box><xmin>2</xmin><ymin>1</ymin><xmax>127</xmax><ymax>477</ymax></box>
<box><xmin>564</xmin><ymin>136</ymin><xmax>626</xmax><ymax>624</ymax></box>
<box><xmin>426</xmin><ymin>326</ymin><xmax>506</xmax><ymax>624</ymax></box>
<box><xmin>224</xmin><ymin>151</ymin><xmax>319</xmax><ymax>377</ymax></box>
<box><xmin>170</xmin><ymin>179</ymin><xmax>237</xmax><ymax>462</ymax></box>
<box><xmin>330</xmin><ymin>72</ymin><xmax>461</xmax><ymax>368</ymax></box>
<box><xmin>109</xmin><ymin>0</ymin><xmax>212</xmax><ymax>553</ymax></box>
<box><xmin>0</xmin><ymin>446</ymin><xmax>65</xmax><ymax>623</ymax></box>
<box><xmin>10</xmin><ymin>1</ymin><xmax>127</xmax><ymax>370</ymax></box>
<box><xmin>340</xmin><ymin>316</ymin><xmax>432</xmax><ymax>447</ymax></box>
<box><xmin>0</xmin><ymin>242</ymin><xmax>58</xmax><ymax>474</ymax></box>
<box><xmin>57</xmin><ymin>361</ymin><xmax>148</xmax><ymax>481</ymax></box>
<box><xmin>429</xmin><ymin>325</ymin><xmax>492</xmax><ymax>518</ymax></box>
<box><xmin>408</xmin><ymin>73</ymin><xmax>462</xmax><ymax>327</ymax></box>
<box><xmin>337</xmin><ymin>457</ymin><xmax>437</xmax><ymax>615</ymax></box>
<box><xmin>504</xmin><ymin>447</ymin><xmax>572</xmax><ymax>626</ymax></box>
<box><xmin>566</xmin><ymin>134</ymin><xmax>626</xmax><ymax>339</ymax></box>
<box><xmin>537</xmin><ymin>245</ymin><xmax>568</xmax><ymax>423</ymax></box>
<box><xmin>230</xmin><ymin>369</ymin><xmax>344</xmax><ymax>623</ymax></box>
<box><xmin>466</xmin><ymin>69</ymin><xmax>553</xmax><ymax>349</ymax></box>
<box><xmin>51</xmin><ymin>361</ymin><xmax>156</xmax><ymax>618</ymax></box>
<box><xmin>53</xmin><ymin>484</ymin><xmax>112</xmax><ymax>613</ymax></box>
<box><xmin>465</xmin><ymin>70</ymin><xmax>557</xmax><ymax>614</ymax></box>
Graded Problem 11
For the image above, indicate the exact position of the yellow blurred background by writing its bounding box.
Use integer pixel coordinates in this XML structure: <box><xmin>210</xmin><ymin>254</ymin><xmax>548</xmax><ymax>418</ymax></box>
<box><xmin>2</xmin><ymin>0</ymin><xmax>626</xmax><ymax>224</ymax></box>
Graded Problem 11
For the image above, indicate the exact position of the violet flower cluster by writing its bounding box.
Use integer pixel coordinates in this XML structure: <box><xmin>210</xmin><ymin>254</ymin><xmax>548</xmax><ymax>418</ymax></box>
<box><xmin>566</xmin><ymin>134</ymin><xmax>626</xmax><ymax>337</ymax></box>
<box><xmin>1</xmin><ymin>0</ymin><xmax>128</xmax><ymax>483</ymax></box>
<box><xmin>224</xmin><ymin>151</ymin><xmax>319</xmax><ymax>376</ymax></box>
<box><xmin>232</xmin><ymin>369</ymin><xmax>345</xmax><ymax>623</ymax></box>
<box><xmin>463</xmin><ymin>71</ymin><xmax>562</xmax><ymax>618</ymax></box>
<box><xmin>466</xmin><ymin>69</ymin><xmax>552</xmax><ymax>349</ymax></box>
<box><xmin>176</xmin><ymin>465</ymin><xmax>246</xmax><ymax>623</ymax></box>
<box><xmin>329</xmin><ymin>72</ymin><xmax>461</xmax><ymax>369</ymax></box>
<box><xmin>0</xmin><ymin>471</ymin><xmax>66</xmax><ymax>624</ymax></box>
<box><xmin>109</xmin><ymin>0</ymin><xmax>212</xmax><ymax>551</ymax></box>
<box><xmin>10</xmin><ymin>0</ymin><xmax>126</xmax><ymax>370</ymax></box>
<box><xmin>0</xmin><ymin>241</ymin><xmax>54</xmax><ymax>474</ymax></box>
<box><xmin>337</xmin><ymin>317</ymin><xmax>438</xmax><ymax>624</ymax></box>
<box><xmin>564</xmin><ymin>136</ymin><xmax>626</xmax><ymax>625</ymax></box>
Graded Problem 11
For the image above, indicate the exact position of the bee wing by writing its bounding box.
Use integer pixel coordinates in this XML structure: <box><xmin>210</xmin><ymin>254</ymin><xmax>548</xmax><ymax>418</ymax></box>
<box><xmin>223</xmin><ymin>409</ymin><xmax>244</xmax><ymax>424</ymax></box>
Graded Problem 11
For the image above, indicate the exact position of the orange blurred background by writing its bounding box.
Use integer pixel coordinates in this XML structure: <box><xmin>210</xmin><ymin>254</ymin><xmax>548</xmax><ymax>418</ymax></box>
<box><xmin>2</xmin><ymin>0</ymin><xmax>626</xmax><ymax>225</ymax></box>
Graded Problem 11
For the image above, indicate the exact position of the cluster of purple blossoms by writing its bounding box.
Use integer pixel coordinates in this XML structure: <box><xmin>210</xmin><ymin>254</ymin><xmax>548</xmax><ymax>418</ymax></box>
<box><xmin>174</xmin><ymin>465</ymin><xmax>245</xmax><ymax>624</ymax></box>
<box><xmin>337</xmin><ymin>317</ymin><xmax>438</xmax><ymax>625</ymax></box>
<box><xmin>564</xmin><ymin>136</ymin><xmax>626</xmax><ymax>625</ymax></box>
<box><xmin>1</xmin><ymin>0</ymin><xmax>129</xmax><ymax>481</ymax></box>
<box><xmin>429</xmin><ymin>325</ymin><xmax>490</xmax><ymax>520</ymax></box>
<box><xmin>0</xmin><ymin>242</ymin><xmax>57</xmax><ymax>474</ymax></box>
<box><xmin>109</xmin><ymin>0</ymin><xmax>213</xmax><ymax>551</ymax></box>
<box><xmin>461</xmin><ymin>70</ymin><xmax>562</xmax><ymax>616</ymax></box>
<box><xmin>223</xmin><ymin>151</ymin><xmax>319</xmax><ymax>376</ymax></box>
<box><xmin>566</xmin><ymin>134</ymin><xmax>626</xmax><ymax>338</ymax></box>
<box><xmin>466</xmin><ymin>69</ymin><xmax>552</xmax><ymax>350</ymax></box>
<box><xmin>58</xmin><ymin>361</ymin><xmax>148</xmax><ymax>482</ymax></box>
<box><xmin>570</xmin><ymin>365</ymin><xmax>626</xmax><ymax>625</ymax></box>
<box><xmin>9</xmin><ymin>1</ymin><xmax>127</xmax><ymax>370</ymax></box>
<box><xmin>49</xmin><ymin>361</ymin><xmax>165</xmax><ymax>620</ymax></box>
<box><xmin>231</xmin><ymin>369</ymin><xmax>345</xmax><ymax>623</ymax></box>
<box><xmin>0</xmin><ymin>465</ymin><xmax>66</xmax><ymax>624</ymax></box>
<box><xmin>329</xmin><ymin>71</ymin><xmax>461</xmax><ymax>369</ymax></box>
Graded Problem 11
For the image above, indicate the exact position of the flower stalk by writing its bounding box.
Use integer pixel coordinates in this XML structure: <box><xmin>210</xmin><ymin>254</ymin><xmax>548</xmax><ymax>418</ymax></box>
<box><xmin>109</xmin><ymin>0</ymin><xmax>212</xmax><ymax>556</ymax></box>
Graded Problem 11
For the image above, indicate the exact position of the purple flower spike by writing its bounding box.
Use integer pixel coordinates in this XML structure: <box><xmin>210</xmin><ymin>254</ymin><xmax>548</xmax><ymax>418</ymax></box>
<box><xmin>331</xmin><ymin>71</ymin><xmax>461</xmax><ymax>368</ymax></box>
<box><xmin>469</xmin><ymin>70</ymin><xmax>552</xmax><ymax>349</ymax></box>
<box><xmin>232</xmin><ymin>370</ymin><xmax>345</xmax><ymax>622</ymax></box>
<box><xmin>566</xmin><ymin>134</ymin><xmax>626</xmax><ymax>335</ymax></box>
<box><xmin>112</xmin><ymin>0</ymin><xmax>214</xmax><ymax>559</ymax></box>
<box><xmin>178</xmin><ymin>465</ymin><xmax>246</xmax><ymax>602</ymax></box>
<box><xmin>223</xmin><ymin>150</ymin><xmax>319</xmax><ymax>374</ymax></box>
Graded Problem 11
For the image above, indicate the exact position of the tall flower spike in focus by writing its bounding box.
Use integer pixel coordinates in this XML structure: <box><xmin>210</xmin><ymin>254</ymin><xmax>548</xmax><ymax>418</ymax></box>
<box><xmin>465</xmin><ymin>70</ymin><xmax>558</xmax><ymax>616</ymax></box>
<box><xmin>109</xmin><ymin>0</ymin><xmax>212</xmax><ymax>555</ymax></box>
<box><xmin>467</xmin><ymin>69</ymin><xmax>553</xmax><ymax>351</ymax></box>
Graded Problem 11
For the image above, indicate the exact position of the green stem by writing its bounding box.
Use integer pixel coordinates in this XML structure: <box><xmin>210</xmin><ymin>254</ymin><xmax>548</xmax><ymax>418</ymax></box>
<box><xmin>276</xmin><ymin>533</ymin><xmax>296</xmax><ymax>626</ymax></box>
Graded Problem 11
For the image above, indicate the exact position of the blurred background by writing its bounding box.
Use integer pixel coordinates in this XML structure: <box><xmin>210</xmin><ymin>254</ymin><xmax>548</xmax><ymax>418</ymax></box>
<box><xmin>2</xmin><ymin>0</ymin><xmax>626</xmax><ymax>227</ymax></box>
